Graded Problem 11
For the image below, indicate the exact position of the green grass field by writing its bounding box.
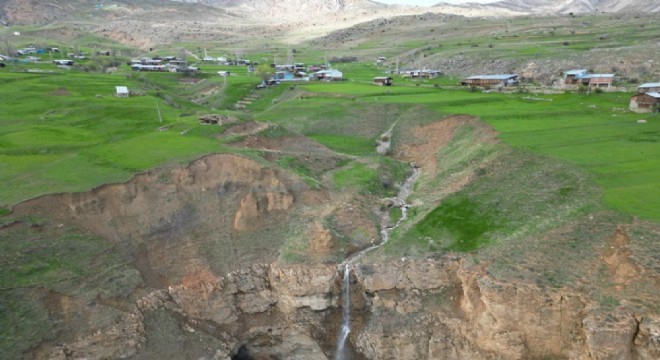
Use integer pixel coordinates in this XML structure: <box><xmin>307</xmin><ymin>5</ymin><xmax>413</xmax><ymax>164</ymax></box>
<box><xmin>0</xmin><ymin>70</ymin><xmax>225</xmax><ymax>206</ymax></box>
<box><xmin>2</xmin><ymin>59</ymin><xmax>658</xmax><ymax>224</ymax></box>
<box><xmin>261</xmin><ymin>81</ymin><xmax>658</xmax><ymax>221</ymax></box>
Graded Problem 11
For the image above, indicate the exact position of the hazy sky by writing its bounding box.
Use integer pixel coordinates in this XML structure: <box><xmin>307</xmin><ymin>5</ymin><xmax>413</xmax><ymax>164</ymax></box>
<box><xmin>376</xmin><ymin>0</ymin><xmax>498</xmax><ymax>6</ymax></box>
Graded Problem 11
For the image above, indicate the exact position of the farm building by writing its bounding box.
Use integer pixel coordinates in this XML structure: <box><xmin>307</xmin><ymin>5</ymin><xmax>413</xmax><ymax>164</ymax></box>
<box><xmin>53</xmin><ymin>59</ymin><xmax>74</xmax><ymax>66</ymax></box>
<box><xmin>373</xmin><ymin>77</ymin><xmax>393</xmax><ymax>86</ymax></box>
<box><xmin>312</xmin><ymin>69</ymin><xmax>343</xmax><ymax>81</ymax></box>
<box><xmin>637</xmin><ymin>83</ymin><xmax>660</xmax><ymax>94</ymax></box>
<box><xmin>564</xmin><ymin>69</ymin><xmax>588</xmax><ymax>84</ymax></box>
<box><xmin>629</xmin><ymin>92</ymin><xmax>660</xmax><ymax>112</ymax></box>
<box><xmin>460</xmin><ymin>74</ymin><xmax>518</xmax><ymax>87</ymax></box>
<box><xmin>131</xmin><ymin>64</ymin><xmax>170</xmax><ymax>72</ymax></box>
<box><xmin>562</xmin><ymin>70</ymin><xmax>615</xmax><ymax>88</ymax></box>
<box><xmin>579</xmin><ymin>74</ymin><xmax>614</xmax><ymax>88</ymax></box>
<box><xmin>401</xmin><ymin>69</ymin><xmax>441</xmax><ymax>79</ymax></box>
<box><xmin>420</xmin><ymin>70</ymin><xmax>441</xmax><ymax>79</ymax></box>
<box><xmin>273</xmin><ymin>70</ymin><xmax>309</xmax><ymax>82</ymax></box>
<box><xmin>115</xmin><ymin>86</ymin><xmax>129</xmax><ymax>98</ymax></box>
<box><xmin>400</xmin><ymin>70</ymin><xmax>420</xmax><ymax>78</ymax></box>
<box><xmin>307</xmin><ymin>64</ymin><xmax>329</xmax><ymax>72</ymax></box>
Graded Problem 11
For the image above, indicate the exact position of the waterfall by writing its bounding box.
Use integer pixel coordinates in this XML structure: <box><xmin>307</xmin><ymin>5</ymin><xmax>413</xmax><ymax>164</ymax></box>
<box><xmin>333</xmin><ymin>164</ymin><xmax>420</xmax><ymax>358</ymax></box>
<box><xmin>335</xmin><ymin>264</ymin><xmax>351</xmax><ymax>360</ymax></box>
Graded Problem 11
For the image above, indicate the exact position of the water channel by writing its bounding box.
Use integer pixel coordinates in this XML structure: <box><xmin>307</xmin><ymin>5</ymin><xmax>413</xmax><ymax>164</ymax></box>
<box><xmin>334</xmin><ymin>164</ymin><xmax>421</xmax><ymax>359</ymax></box>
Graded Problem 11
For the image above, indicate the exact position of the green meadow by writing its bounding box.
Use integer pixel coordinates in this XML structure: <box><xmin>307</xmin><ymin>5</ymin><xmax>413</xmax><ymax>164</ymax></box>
<box><xmin>1</xmin><ymin>36</ymin><xmax>658</xmax><ymax>255</ymax></box>
<box><xmin>257</xmin><ymin>81</ymin><xmax>659</xmax><ymax>224</ymax></box>
<box><xmin>0</xmin><ymin>70</ymin><xmax>227</xmax><ymax>206</ymax></box>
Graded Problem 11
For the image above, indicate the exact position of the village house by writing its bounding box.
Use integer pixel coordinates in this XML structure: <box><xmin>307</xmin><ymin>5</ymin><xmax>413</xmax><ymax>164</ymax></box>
<box><xmin>579</xmin><ymin>74</ymin><xmax>614</xmax><ymax>88</ymax></box>
<box><xmin>461</xmin><ymin>74</ymin><xmax>518</xmax><ymax>87</ymax></box>
<box><xmin>637</xmin><ymin>83</ymin><xmax>660</xmax><ymax>94</ymax></box>
<box><xmin>53</xmin><ymin>59</ymin><xmax>74</xmax><ymax>66</ymax></box>
<box><xmin>420</xmin><ymin>70</ymin><xmax>441</xmax><ymax>79</ymax></box>
<box><xmin>564</xmin><ymin>69</ymin><xmax>588</xmax><ymax>84</ymax></box>
<box><xmin>271</xmin><ymin>63</ymin><xmax>310</xmax><ymax>82</ymax></box>
<box><xmin>131</xmin><ymin>64</ymin><xmax>170</xmax><ymax>72</ymax></box>
<box><xmin>130</xmin><ymin>56</ymin><xmax>197</xmax><ymax>73</ymax></box>
<box><xmin>400</xmin><ymin>69</ymin><xmax>441</xmax><ymax>79</ymax></box>
<box><xmin>307</xmin><ymin>64</ymin><xmax>329</xmax><ymax>72</ymax></box>
<box><xmin>630</xmin><ymin>92</ymin><xmax>660</xmax><ymax>112</ymax></box>
<box><xmin>373</xmin><ymin>76</ymin><xmax>393</xmax><ymax>86</ymax></box>
<box><xmin>400</xmin><ymin>70</ymin><xmax>419</xmax><ymax>78</ymax></box>
<box><xmin>115</xmin><ymin>86</ymin><xmax>129</xmax><ymax>98</ymax></box>
<box><xmin>273</xmin><ymin>70</ymin><xmax>309</xmax><ymax>82</ymax></box>
<box><xmin>563</xmin><ymin>70</ymin><xmax>615</xmax><ymax>88</ymax></box>
<box><xmin>312</xmin><ymin>69</ymin><xmax>343</xmax><ymax>81</ymax></box>
<box><xmin>630</xmin><ymin>83</ymin><xmax>660</xmax><ymax>112</ymax></box>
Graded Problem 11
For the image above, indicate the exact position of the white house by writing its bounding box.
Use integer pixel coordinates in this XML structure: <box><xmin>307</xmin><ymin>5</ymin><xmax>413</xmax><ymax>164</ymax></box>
<box><xmin>115</xmin><ymin>86</ymin><xmax>129</xmax><ymax>98</ymax></box>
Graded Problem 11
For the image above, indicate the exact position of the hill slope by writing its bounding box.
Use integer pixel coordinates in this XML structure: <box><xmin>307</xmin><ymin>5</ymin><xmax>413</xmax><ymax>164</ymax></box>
<box><xmin>487</xmin><ymin>0</ymin><xmax>660</xmax><ymax>13</ymax></box>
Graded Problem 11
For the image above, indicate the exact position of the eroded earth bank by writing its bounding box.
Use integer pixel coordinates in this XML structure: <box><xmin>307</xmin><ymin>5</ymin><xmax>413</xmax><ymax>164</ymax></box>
<box><xmin>1</xmin><ymin>117</ymin><xmax>658</xmax><ymax>359</ymax></box>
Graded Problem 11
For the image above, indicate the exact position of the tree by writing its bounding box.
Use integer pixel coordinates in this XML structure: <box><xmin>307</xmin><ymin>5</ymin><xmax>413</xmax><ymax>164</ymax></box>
<box><xmin>255</xmin><ymin>63</ymin><xmax>273</xmax><ymax>82</ymax></box>
<box><xmin>1</xmin><ymin>35</ymin><xmax>15</xmax><ymax>57</ymax></box>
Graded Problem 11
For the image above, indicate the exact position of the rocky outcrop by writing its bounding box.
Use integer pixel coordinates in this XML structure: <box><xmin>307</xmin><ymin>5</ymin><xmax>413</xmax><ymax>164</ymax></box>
<box><xmin>351</xmin><ymin>258</ymin><xmax>659</xmax><ymax>360</ymax></box>
<box><xmin>39</xmin><ymin>310</ymin><xmax>145</xmax><ymax>360</ymax></box>
<box><xmin>20</xmin><ymin>255</ymin><xmax>659</xmax><ymax>359</ymax></box>
<box><xmin>13</xmin><ymin>153</ymin><xmax>316</xmax><ymax>279</ymax></box>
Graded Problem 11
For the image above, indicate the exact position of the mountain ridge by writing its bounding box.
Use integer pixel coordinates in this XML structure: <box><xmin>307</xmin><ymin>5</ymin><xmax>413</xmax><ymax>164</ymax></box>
<box><xmin>476</xmin><ymin>0</ymin><xmax>660</xmax><ymax>14</ymax></box>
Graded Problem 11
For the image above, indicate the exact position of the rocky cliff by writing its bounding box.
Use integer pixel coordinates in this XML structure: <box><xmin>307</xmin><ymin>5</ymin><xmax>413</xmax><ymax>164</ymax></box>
<box><xmin>29</xmin><ymin>257</ymin><xmax>660</xmax><ymax>359</ymax></box>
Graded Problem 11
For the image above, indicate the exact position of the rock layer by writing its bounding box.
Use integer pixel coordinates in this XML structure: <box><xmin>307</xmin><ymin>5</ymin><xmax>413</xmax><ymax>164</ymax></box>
<box><xmin>27</xmin><ymin>257</ymin><xmax>658</xmax><ymax>359</ymax></box>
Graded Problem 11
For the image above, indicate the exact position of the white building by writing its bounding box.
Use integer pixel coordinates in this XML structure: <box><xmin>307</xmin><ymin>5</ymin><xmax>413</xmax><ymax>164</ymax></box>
<box><xmin>115</xmin><ymin>86</ymin><xmax>129</xmax><ymax>98</ymax></box>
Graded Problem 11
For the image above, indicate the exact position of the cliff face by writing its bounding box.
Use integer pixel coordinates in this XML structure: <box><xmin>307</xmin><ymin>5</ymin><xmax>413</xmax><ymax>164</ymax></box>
<box><xmin>33</xmin><ymin>258</ymin><xmax>659</xmax><ymax>359</ymax></box>
<box><xmin>13</xmin><ymin>153</ymin><xmax>320</xmax><ymax>280</ymax></box>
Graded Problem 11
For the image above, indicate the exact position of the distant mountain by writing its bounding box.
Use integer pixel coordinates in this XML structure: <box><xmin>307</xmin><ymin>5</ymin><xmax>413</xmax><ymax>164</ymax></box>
<box><xmin>484</xmin><ymin>0</ymin><xmax>660</xmax><ymax>14</ymax></box>
<box><xmin>172</xmin><ymin>0</ymin><xmax>385</xmax><ymax>16</ymax></box>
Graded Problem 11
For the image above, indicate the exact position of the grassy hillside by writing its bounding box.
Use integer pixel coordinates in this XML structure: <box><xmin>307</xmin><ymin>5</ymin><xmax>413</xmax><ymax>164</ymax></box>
<box><xmin>1</xmin><ymin>11</ymin><xmax>659</xmax><ymax>360</ymax></box>
<box><xmin>258</xmin><ymin>81</ymin><xmax>659</xmax><ymax>221</ymax></box>
<box><xmin>309</xmin><ymin>13</ymin><xmax>660</xmax><ymax>79</ymax></box>
<box><xmin>0</xmin><ymin>70</ymin><xmax>229</xmax><ymax>207</ymax></box>
<box><xmin>1</xmin><ymin>49</ymin><xmax>657</xmax><ymax>223</ymax></box>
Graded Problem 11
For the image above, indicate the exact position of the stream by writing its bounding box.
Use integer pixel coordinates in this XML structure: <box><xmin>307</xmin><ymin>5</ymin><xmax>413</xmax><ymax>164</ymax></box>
<box><xmin>334</xmin><ymin>163</ymin><xmax>421</xmax><ymax>360</ymax></box>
